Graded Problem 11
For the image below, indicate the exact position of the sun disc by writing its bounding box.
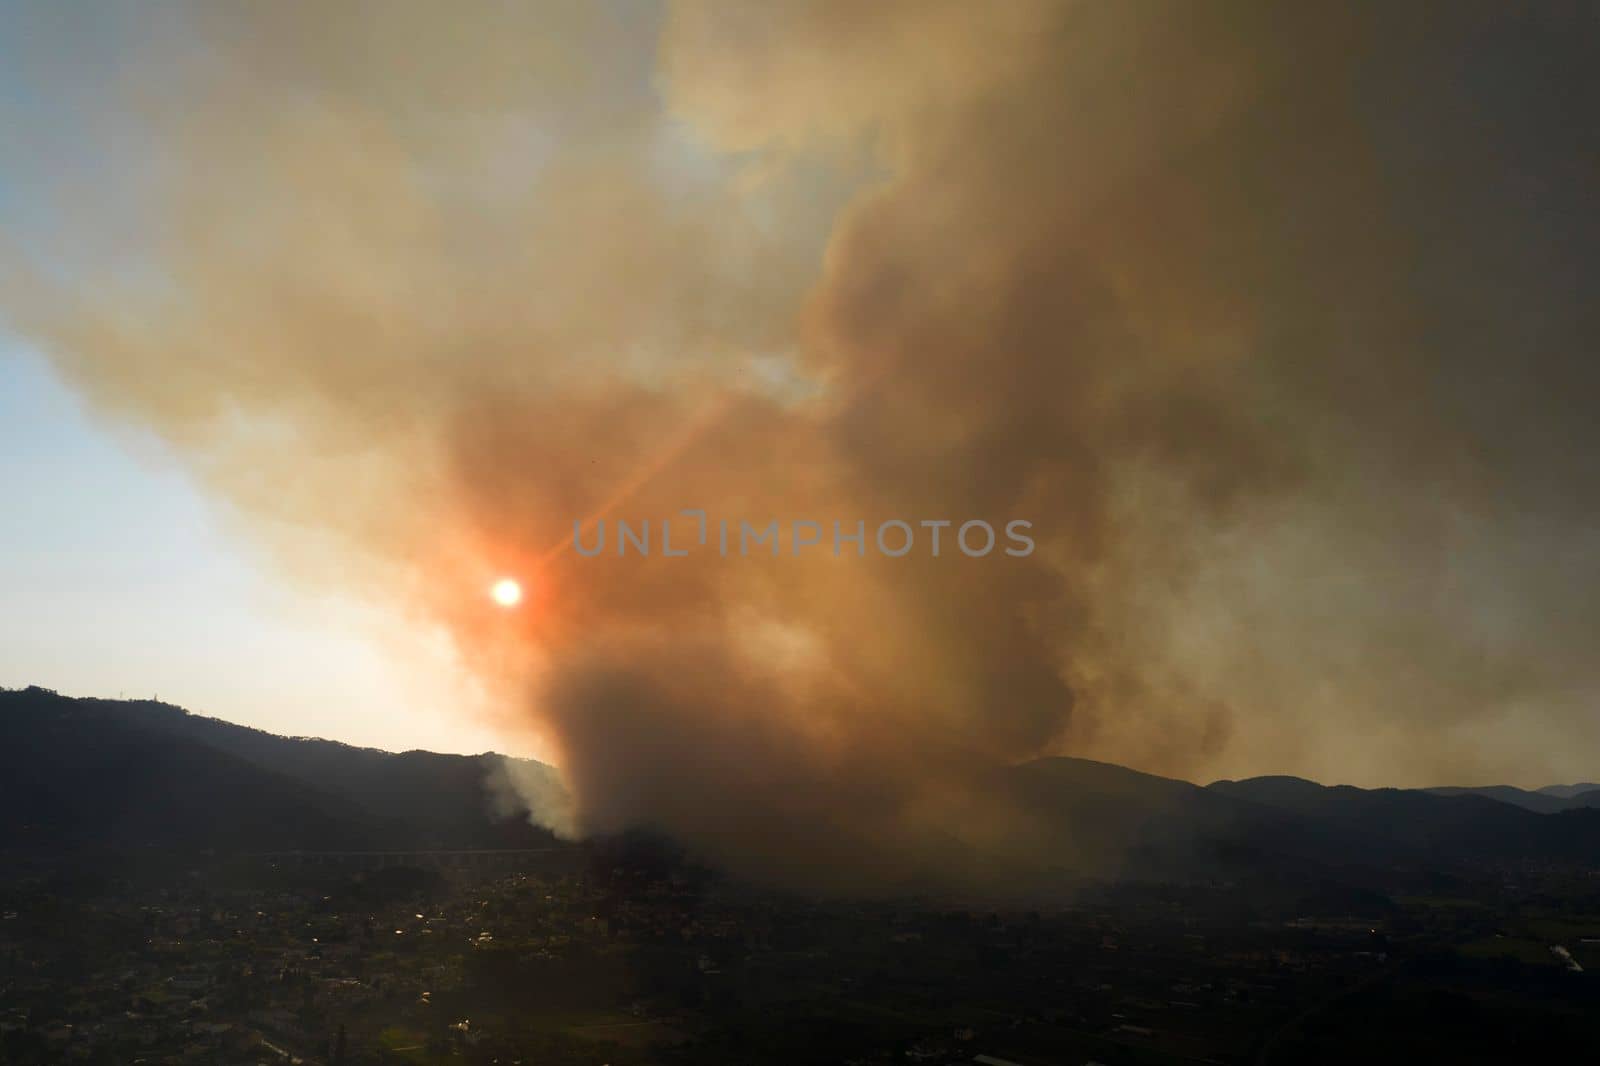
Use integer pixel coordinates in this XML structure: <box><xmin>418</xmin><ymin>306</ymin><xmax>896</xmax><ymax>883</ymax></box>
<box><xmin>490</xmin><ymin>577</ymin><xmax>523</xmax><ymax>607</ymax></box>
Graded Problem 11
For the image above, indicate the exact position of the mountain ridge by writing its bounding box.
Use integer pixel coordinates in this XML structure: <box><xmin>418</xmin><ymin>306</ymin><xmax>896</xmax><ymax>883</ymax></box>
<box><xmin>7</xmin><ymin>686</ymin><xmax>1600</xmax><ymax>881</ymax></box>
<box><xmin>0</xmin><ymin>685</ymin><xmax>560</xmax><ymax>852</ymax></box>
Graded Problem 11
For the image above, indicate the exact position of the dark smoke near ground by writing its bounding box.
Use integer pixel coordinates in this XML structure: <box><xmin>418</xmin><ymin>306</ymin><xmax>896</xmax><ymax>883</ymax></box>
<box><xmin>3</xmin><ymin>2</ymin><xmax>1598</xmax><ymax>887</ymax></box>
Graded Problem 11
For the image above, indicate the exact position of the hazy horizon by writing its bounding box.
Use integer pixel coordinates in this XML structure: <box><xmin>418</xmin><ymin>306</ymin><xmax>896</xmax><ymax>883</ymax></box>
<box><xmin>11</xmin><ymin>681</ymin><xmax>1600</xmax><ymax>798</ymax></box>
<box><xmin>0</xmin><ymin>343</ymin><xmax>519</xmax><ymax>759</ymax></box>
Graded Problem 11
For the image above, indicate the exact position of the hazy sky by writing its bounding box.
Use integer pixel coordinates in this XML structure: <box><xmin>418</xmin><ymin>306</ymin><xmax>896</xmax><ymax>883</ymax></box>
<box><xmin>3</xmin><ymin>1</ymin><xmax>1600</xmax><ymax>881</ymax></box>
<box><xmin>0</xmin><ymin>342</ymin><xmax>507</xmax><ymax>755</ymax></box>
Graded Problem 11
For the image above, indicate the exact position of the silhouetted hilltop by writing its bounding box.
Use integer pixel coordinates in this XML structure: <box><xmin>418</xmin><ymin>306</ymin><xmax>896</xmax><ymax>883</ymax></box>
<box><xmin>0</xmin><ymin>688</ymin><xmax>374</xmax><ymax>850</ymax></box>
<box><xmin>0</xmin><ymin>686</ymin><xmax>560</xmax><ymax>852</ymax></box>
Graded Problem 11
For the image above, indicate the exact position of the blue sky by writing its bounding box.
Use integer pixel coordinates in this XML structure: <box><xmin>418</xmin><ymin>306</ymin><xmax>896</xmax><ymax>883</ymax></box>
<box><xmin>0</xmin><ymin>341</ymin><xmax>512</xmax><ymax>754</ymax></box>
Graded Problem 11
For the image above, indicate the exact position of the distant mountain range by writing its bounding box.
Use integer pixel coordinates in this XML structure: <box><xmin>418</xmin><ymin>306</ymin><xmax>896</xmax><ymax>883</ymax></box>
<box><xmin>1534</xmin><ymin>781</ymin><xmax>1600</xmax><ymax>799</ymax></box>
<box><xmin>5</xmin><ymin>686</ymin><xmax>1600</xmax><ymax>884</ymax></box>
<box><xmin>1421</xmin><ymin>783</ymin><xmax>1600</xmax><ymax>813</ymax></box>
<box><xmin>1000</xmin><ymin>758</ymin><xmax>1600</xmax><ymax>883</ymax></box>
<box><xmin>0</xmin><ymin>686</ymin><xmax>561</xmax><ymax>852</ymax></box>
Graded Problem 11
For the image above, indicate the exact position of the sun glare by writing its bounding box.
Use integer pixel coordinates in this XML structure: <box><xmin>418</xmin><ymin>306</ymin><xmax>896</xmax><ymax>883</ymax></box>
<box><xmin>490</xmin><ymin>577</ymin><xmax>523</xmax><ymax>608</ymax></box>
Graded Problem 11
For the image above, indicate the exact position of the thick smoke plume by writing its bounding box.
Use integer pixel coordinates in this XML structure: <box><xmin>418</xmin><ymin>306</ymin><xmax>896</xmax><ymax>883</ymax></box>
<box><xmin>3</xmin><ymin>2</ymin><xmax>1599</xmax><ymax>883</ymax></box>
